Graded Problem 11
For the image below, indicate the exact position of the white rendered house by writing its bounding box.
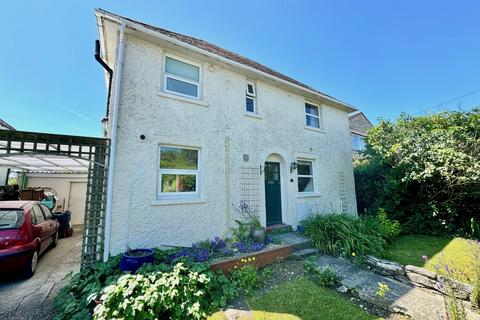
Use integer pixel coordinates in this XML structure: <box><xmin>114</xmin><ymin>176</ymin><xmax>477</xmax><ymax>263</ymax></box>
<box><xmin>95</xmin><ymin>9</ymin><xmax>358</xmax><ymax>257</ymax></box>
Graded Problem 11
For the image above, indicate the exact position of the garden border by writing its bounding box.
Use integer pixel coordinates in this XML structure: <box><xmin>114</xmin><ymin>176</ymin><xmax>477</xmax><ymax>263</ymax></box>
<box><xmin>210</xmin><ymin>244</ymin><xmax>293</xmax><ymax>275</ymax></box>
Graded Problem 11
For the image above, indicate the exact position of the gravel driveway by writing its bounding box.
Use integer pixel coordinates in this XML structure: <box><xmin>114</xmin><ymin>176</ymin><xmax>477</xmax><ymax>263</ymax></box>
<box><xmin>0</xmin><ymin>227</ymin><xmax>82</xmax><ymax>320</ymax></box>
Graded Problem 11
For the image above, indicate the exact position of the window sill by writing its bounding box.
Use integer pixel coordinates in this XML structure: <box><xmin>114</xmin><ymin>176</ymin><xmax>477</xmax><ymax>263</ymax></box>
<box><xmin>158</xmin><ymin>92</ymin><xmax>209</xmax><ymax>107</ymax></box>
<box><xmin>296</xmin><ymin>192</ymin><xmax>321</xmax><ymax>198</ymax></box>
<box><xmin>305</xmin><ymin>126</ymin><xmax>326</xmax><ymax>134</ymax></box>
<box><xmin>244</xmin><ymin>112</ymin><xmax>263</xmax><ymax>119</ymax></box>
<box><xmin>151</xmin><ymin>197</ymin><xmax>207</xmax><ymax>206</ymax></box>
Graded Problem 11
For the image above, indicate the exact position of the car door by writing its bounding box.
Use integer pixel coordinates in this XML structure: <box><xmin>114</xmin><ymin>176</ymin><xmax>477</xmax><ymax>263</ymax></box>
<box><xmin>39</xmin><ymin>204</ymin><xmax>56</xmax><ymax>238</ymax></box>
<box><xmin>31</xmin><ymin>205</ymin><xmax>51</xmax><ymax>253</ymax></box>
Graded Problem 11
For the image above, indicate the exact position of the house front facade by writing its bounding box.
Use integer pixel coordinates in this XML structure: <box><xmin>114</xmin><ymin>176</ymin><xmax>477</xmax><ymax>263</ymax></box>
<box><xmin>96</xmin><ymin>10</ymin><xmax>358</xmax><ymax>256</ymax></box>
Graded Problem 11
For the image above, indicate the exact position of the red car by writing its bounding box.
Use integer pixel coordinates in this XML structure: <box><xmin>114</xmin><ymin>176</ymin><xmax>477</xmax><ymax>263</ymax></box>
<box><xmin>0</xmin><ymin>201</ymin><xmax>59</xmax><ymax>278</ymax></box>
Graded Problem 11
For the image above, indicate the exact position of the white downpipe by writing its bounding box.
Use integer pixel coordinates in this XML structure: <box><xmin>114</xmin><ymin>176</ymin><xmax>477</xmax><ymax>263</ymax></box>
<box><xmin>103</xmin><ymin>21</ymin><xmax>126</xmax><ymax>262</ymax></box>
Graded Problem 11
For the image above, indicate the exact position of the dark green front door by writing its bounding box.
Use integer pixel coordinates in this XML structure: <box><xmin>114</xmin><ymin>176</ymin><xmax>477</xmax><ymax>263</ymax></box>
<box><xmin>264</xmin><ymin>162</ymin><xmax>282</xmax><ymax>226</ymax></box>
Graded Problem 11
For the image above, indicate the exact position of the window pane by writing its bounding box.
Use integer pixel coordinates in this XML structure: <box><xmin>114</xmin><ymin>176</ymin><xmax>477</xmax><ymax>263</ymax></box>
<box><xmin>297</xmin><ymin>161</ymin><xmax>312</xmax><ymax>175</ymax></box>
<box><xmin>306</xmin><ymin>115</ymin><xmax>320</xmax><ymax>128</ymax></box>
<box><xmin>247</xmin><ymin>83</ymin><xmax>255</xmax><ymax>95</ymax></box>
<box><xmin>246</xmin><ymin>97</ymin><xmax>255</xmax><ymax>112</ymax></box>
<box><xmin>166</xmin><ymin>77</ymin><xmax>198</xmax><ymax>97</ymax></box>
<box><xmin>32</xmin><ymin>206</ymin><xmax>45</xmax><ymax>223</ymax></box>
<box><xmin>0</xmin><ymin>210</ymin><xmax>24</xmax><ymax>229</ymax></box>
<box><xmin>352</xmin><ymin>135</ymin><xmax>366</xmax><ymax>151</ymax></box>
<box><xmin>160</xmin><ymin>147</ymin><xmax>198</xmax><ymax>169</ymax></box>
<box><xmin>165</xmin><ymin>57</ymin><xmax>199</xmax><ymax>81</ymax></box>
<box><xmin>161</xmin><ymin>174</ymin><xmax>196</xmax><ymax>192</ymax></box>
<box><xmin>298</xmin><ymin>177</ymin><xmax>314</xmax><ymax>192</ymax></box>
<box><xmin>305</xmin><ymin>103</ymin><xmax>319</xmax><ymax>116</ymax></box>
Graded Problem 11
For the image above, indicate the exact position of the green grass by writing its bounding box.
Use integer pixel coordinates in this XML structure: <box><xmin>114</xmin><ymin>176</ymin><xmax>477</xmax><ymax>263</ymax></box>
<box><xmin>245</xmin><ymin>278</ymin><xmax>380</xmax><ymax>320</ymax></box>
<box><xmin>387</xmin><ymin>235</ymin><xmax>479</xmax><ymax>284</ymax></box>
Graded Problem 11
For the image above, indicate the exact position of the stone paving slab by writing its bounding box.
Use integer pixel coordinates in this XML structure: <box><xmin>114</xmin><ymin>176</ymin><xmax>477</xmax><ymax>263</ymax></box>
<box><xmin>314</xmin><ymin>255</ymin><xmax>480</xmax><ymax>320</ymax></box>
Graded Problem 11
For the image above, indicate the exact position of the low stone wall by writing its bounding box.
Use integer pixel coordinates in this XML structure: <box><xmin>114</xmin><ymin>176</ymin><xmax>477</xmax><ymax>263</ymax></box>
<box><xmin>364</xmin><ymin>255</ymin><xmax>473</xmax><ymax>301</ymax></box>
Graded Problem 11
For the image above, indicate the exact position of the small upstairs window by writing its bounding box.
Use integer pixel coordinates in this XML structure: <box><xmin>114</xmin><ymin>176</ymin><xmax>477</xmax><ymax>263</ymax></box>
<box><xmin>245</xmin><ymin>81</ymin><xmax>256</xmax><ymax>113</ymax></box>
<box><xmin>305</xmin><ymin>102</ymin><xmax>321</xmax><ymax>129</ymax></box>
<box><xmin>164</xmin><ymin>56</ymin><xmax>200</xmax><ymax>99</ymax></box>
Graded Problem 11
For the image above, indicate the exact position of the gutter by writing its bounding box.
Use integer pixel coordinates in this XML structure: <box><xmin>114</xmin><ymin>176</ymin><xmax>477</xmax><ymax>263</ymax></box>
<box><xmin>94</xmin><ymin>40</ymin><xmax>113</xmax><ymax>118</ymax></box>
<box><xmin>103</xmin><ymin>21</ymin><xmax>126</xmax><ymax>262</ymax></box>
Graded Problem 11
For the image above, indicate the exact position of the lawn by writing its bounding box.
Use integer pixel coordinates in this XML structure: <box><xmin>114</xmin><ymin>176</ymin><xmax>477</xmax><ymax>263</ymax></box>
<box><xmin>387</xmin><ymin>234</ymin><xmax>479</xmax><ymax>284</ymax></box>
<box><xmin>248</xmin><ymin>278</ymin><xmax>379</xmax><ymax>320</ymax></box>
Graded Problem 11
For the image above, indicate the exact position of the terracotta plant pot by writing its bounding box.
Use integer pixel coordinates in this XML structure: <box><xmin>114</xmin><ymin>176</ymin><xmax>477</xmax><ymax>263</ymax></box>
<box><xmin>250</xmin><ymin>227</ymin><xmax>266</xmax><ymax>243</ymax></box>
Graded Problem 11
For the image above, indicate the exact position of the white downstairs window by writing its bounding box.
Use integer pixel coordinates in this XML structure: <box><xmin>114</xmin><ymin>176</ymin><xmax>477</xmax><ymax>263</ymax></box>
<box><xmin>164</xmin><ymin>56</ymin><xmax>200</xmax><ymax>99</ymax></box>
<box><xmin>297</xmin><ymin>160</ymin><xmax>314</xmax><ymax>193</ymax></box>
<box><xmin>158</xmin><ymin>146</ymin><xmax>199</xmax><ymax>198</ymax></box>
<box><xmin>245</xmin><ymin>81</ymin><xmax>256</xmax><ymax>113</ymax></box>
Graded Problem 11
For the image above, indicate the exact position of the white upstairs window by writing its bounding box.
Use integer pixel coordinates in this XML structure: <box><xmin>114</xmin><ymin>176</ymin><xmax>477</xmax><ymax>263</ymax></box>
<box><xmin>164</xmin><ymin>56</ymin><xmax>200</xmax><ymax>99</ymax></box>
<box><xmin>305</xmin><ymin>102</ymin><xmax>321</xmax><ymax>129</ymax></box>
<box><xmin>246</xmin><ymin>81</ymin><xmax>256</xmax><ymax>113</ymax></box>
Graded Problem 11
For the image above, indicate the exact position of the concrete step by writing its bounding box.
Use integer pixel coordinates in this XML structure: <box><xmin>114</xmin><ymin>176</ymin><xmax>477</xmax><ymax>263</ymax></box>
<box><xmin>265</xmin><ymin>224</ymin><xmax>293</xmax><ymax>234</ymax></box>
<box><xmin>292</xmin><ymin>248</ymin><xmax>318</xmax><ymax>259</ymax></box>
<box><xmin>272</xmin><ymin>232</ymin><xmax>313</xmax><ymax>251</ymax></box>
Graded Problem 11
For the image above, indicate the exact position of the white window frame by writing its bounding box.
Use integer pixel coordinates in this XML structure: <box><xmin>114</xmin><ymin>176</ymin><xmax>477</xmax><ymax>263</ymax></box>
<box><xmin>157</xmin><ymin>145</ymin><xmax>200</xmax><ymax>199</ymax></box>
<box><xmin>245</xmin><ymin>80</ymin><xmax>256</xmax><ymax>113</ymax></box>
<box><xmin>297</xmin><ymin>159</ymin><xmax>315</xmax><ymax>193</ymax></box>
<box><xmin>305</xmin><ymin>101</ymin><xmax>322</xmax><ymax>129</ymax></box>
<box><xmin>163</xmin><ymin>54</ymin><xmax>202</xmax><ymax>100</ymax></box>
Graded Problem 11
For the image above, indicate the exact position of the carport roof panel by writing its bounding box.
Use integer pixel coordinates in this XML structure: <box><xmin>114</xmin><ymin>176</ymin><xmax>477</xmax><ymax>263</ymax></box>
<box><xmin>0</xmin><ymin>154</ymin><xmax>89</xmax><ymax>173</ymax></box>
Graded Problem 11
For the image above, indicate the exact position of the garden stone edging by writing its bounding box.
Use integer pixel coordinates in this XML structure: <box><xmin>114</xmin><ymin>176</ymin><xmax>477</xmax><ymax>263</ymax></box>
<box><xmin>365</xmin><ymin>255</ymin><xmax>473</xmax><ymax>301</ymax></box>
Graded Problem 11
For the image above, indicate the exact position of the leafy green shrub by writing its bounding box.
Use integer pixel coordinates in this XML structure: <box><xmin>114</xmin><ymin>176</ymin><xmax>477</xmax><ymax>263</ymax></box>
<box><xmin>302</xmin><ymin>214</ymin><xmax>387</xmax><ymax>257</ymax></box>
<box><xmin>303</xmin><ymin>258</ymin><xmax>339</xmax><ymax>288</ymax></box>
<box><xmin>93</xmin><ymin>262</ymin><xmax>237</xmax><ymax>320</ymax></box>
<box><xmin>53</xmin><ymin>254</ymin><xmax>124</xmax><ymax>320</ymax></box>
<box><xmin>364</xmin><ymin>208</ymin><xmax>401</xmax><ymax>242</ymax></box>
<box><xmin>355</xmin><ymin>109</ymin><xmax>480</xmax><ymax>238</ymax></box>
<box><xmin>231</xmin><ymin>265</ymin><xmax>260</xmax><ymax>295</ymax></box>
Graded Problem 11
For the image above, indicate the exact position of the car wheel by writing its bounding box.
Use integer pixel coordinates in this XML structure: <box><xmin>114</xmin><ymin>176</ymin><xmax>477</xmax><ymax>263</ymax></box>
<box><xmin>51</xmin><ymin>231</ymin><xmax>59</xmax><ymax>248</ymax></box>
<box><xmin>22</xmin><ymin>250</ymin><xmax>39</xmax><ymax>278</ymax></box>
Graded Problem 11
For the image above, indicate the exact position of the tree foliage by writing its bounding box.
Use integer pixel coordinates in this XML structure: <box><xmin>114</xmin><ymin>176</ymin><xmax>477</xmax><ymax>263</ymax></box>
<box><xmin>355</xmin><ymin>109</ymin><xmax>480</xmax><ymax>237</ymax></box>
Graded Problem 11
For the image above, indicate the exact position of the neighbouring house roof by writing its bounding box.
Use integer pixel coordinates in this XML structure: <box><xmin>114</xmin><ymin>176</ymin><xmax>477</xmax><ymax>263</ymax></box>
<box><xmin>0</xmin><ymin>119</ymin><xmax>15</xmax><ymax>131</ymax></box>
<box><xmin>348</xmin><ymin>111</ymin><xmax>373</xmax><ymax>137</ymax></box>
<box><xmin>95</xmin><ymin>9</ymin><xmax>357</xmax><ymax>113</ymax></box>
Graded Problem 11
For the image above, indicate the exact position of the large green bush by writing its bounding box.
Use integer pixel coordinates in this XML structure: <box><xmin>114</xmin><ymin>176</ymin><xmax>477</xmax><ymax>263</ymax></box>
<box><xmin>54</xmin><ymin>250</ymin><xmax>237</xmax><ymax>320</ymax></box>
<box><xmin>302</xmin><ymin>214</ymin><xmax>387</xmax><ymax>257</ymax></box>
<box><xmin>93</xmin><ymin>263</ymin><xmax>236</xmax><ymax>320</ymax></box>
<box><xmin>355</xmin><ymin>109</ymin><xmax>480</xmax><ymax>237</ymax></box>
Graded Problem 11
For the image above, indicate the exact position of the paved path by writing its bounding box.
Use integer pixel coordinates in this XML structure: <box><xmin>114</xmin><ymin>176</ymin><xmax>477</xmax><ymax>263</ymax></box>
<box><xmin>314</xmin><ymin>255</ymin><xmax>480</xmax><ymax>320</ymax></box>
<box><xmin>0</xmin><ymin>228</ymin><xmax>82</xmax><ymax>320</ymax></box>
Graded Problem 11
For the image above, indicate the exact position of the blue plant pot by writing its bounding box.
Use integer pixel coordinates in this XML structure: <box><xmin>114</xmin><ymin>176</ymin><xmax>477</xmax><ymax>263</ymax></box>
<box><xmin>120</xmin><ymin>248</ymin><xmax>154</xmax><ymax>273</ymax></box>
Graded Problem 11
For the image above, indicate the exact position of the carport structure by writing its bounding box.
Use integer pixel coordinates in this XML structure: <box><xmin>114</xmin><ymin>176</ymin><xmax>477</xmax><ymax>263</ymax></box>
<box><xmin>0</xmin><ymin>129</ymin><xmax>110</xmax><ymax>268</ymax></box>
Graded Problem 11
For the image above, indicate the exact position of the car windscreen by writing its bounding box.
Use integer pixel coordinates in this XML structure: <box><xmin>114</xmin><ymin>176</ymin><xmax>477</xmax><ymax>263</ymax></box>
<box><xmin>0</xmin><ymin>210</ymin><xmax>25</xmax><ymax>229</ymax></box>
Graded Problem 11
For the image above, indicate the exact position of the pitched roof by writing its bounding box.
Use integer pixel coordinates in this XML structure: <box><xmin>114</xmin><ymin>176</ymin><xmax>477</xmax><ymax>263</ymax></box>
<box><xmin>96</xmin><ymin>9</ymin><xmax>355</xmax><ymax>111</ymax></box>
<box><xmin>0</xmin><ymin>118</ymin><xmax>15</xmax><ymax>130</ymax></box>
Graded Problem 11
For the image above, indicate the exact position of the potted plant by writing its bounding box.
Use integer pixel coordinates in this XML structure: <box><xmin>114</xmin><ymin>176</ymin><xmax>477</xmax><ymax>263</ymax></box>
<box><xmin>233</xmin><ymin>201</ymin><xmax>266</xmax><ymax>244</ymax></box>
<box><xmin>120</xmin><ymin>247</ymin><xmax>154</xmax><ymax>273</ymax></box>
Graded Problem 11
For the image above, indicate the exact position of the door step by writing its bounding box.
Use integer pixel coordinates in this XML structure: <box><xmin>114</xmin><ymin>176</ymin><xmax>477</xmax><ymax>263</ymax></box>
<box><xmin>271</xmin><ymin>232</ymin><xmax>313</xmax><ymax>251</ymax></box>
<box><xmin>265</xmin><ymin>224</ymin><xmax>293</xmax><ymax>234</ymax></box>
<box><xmin>292</xmin><ymin>248</ymin><xmax>318</xmax><ymax>259</ymax></box>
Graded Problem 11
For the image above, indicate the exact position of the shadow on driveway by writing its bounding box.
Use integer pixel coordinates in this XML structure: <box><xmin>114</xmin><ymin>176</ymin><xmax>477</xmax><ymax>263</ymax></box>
<box><xmin>0</xmin><ymin>227</ymin><xmax>82</xmax><ymax>320</ymax></box>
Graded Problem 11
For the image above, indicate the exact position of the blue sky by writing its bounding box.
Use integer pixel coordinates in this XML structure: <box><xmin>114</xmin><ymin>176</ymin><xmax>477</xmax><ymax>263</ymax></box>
<box><xmin>1</xmin><ymin>0</ymin><xmax>479</xmax><ymax>137</ymax></box>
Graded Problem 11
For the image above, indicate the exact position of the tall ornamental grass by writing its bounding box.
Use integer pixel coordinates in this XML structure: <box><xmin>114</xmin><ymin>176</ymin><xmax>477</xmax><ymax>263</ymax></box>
<box><xmin>302</xmin><ymin>213</ymin><xmax>387</xmax><ymax>257</ymax></box>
